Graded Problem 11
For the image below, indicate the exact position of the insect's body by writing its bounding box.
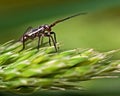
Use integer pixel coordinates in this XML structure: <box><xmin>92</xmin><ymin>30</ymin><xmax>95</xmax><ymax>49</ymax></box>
<box><xmin>20</xmin><ymin>12</ymin><xmax>87</xmax><ymax>52</ymax></box>
<box><xmin>21</xmin><ymin>25</ymin><xmax>51</xmax><ymax>41</ymax></box>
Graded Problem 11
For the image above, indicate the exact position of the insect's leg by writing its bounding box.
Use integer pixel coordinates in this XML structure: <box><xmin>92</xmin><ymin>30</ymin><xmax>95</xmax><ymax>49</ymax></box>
<box><xmin>50</xmin><ymin>35</ymin><xmax>57</xmax><ymax>52</ymax></box>
<box><xmin>41</xmin><ymin>35</ymin><xmax>44</xmax><ymax>45</ymax></box>
<box><xmin>38</xmin><ymin>34</ymin><xmax>45</xmax><ymax>50</ymax></box>
<box><xmin>19</xmin><ymin>37</ymin><xmax>25</xmax><ymax>52</ymax></box>
<box><xmin>45</xmin><ymin>33</ymin><xmax>57</xmax><ymax>52</ymax></box>
<box><xmin>22</xmin><ymin>40</ymin><xmax>25</xmax><ymax>50</ymax></box>
<box><xmin>50</xmin><ymin>32</ymin><xmax>57</xmax><ymax>43</ymax></box>
<box><xmin>49</xmin><ymin>37</ymin><xmax>52</xmax><ymax>46</ymax></box>
<box><xmin>37</xmin><ymin>35</ymin><xmax>41</xmax><ymax>50</ymax></box>
<box><xmin>50</xmin><ymin>32</ymin><xmax>59</xmax><ymax>49</ymax></box>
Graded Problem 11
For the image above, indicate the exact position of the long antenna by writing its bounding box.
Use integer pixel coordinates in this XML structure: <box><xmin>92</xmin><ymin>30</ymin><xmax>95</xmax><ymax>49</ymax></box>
<box><xmin>49</xmin><ymin>12</ymin><xmax>87</xmax><ymax>28</ymax></box>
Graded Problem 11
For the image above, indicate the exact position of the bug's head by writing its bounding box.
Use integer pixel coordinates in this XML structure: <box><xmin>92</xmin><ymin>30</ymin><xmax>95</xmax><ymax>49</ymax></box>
<box><xmin>44</xmin><ymin>24</ymin><xmax>51</xmax><ymax>31</ymax></box>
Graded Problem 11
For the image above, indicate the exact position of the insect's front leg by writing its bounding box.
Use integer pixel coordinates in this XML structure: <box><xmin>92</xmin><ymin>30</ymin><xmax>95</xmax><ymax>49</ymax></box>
<box><xmin>50</xmin><ymin>31</ymin><xmax>59</xmax><ymax>50</ymax></box>
<box><xmin>45</xmin><ymin>32</ymin><xmax>57</xmax><ymax>52</ymax></box>
<box><xmin>47</xmin><ymin>32</ymin><xmax>57</xmax><ymax>46</ymax></box>
<box><xmin>50</xmin><ymin>35</ymin><xmax>58</xmax><ymax>52</ymax></box>
<box><xmin>50</xmin><ymin>32</ymin><xmax>57</xmax><ymax>43</ymax></box>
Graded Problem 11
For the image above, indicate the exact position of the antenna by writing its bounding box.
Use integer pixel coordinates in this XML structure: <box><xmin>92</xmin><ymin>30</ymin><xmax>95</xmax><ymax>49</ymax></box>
<box><xmin>49</xmin><ymin>12</ymin><xmax>87</xmax><ymax>28</ymax></box>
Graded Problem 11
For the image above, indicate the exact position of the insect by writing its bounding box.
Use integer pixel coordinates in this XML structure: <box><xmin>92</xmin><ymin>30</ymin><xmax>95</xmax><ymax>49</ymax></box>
<box><xmin>19</xmin><ymin>12</ymin><xmax>87</xmax><ymax>52</ymax></box>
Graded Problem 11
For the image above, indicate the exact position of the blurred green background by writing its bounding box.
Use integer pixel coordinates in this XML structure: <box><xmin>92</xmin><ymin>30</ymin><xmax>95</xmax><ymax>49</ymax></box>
<box><xmin>0</xmin><ymin>0</ymin><xmax>120</xmax><ymax>96</ymax></box>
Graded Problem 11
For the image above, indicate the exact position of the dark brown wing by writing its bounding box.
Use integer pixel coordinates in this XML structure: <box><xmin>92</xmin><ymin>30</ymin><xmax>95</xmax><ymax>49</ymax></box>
<box><xmin>18</xmin><ymin>26</ymin><xmax>33</xmax><ymax>42</ymax></box>
<box><xmin>23</xmin><ymin>26</ymin><xmax>33</xmax><ymax>35</ymax></box>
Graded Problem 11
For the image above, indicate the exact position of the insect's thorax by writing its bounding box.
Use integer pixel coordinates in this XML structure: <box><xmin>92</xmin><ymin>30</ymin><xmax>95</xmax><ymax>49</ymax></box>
<box><xmin>24</xmin><ymin>24</ymin><xmax>51</xmax><ymax>41</ymax></box>
<box><xmin>27</xmin><ymin>27</ymin><xmax>45</xmax><ymax>37</ymax></box>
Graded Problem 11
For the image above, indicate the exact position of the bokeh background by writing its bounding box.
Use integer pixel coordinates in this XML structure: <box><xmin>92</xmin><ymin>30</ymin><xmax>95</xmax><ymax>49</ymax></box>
<box><xmin>0</xmin><ymin>0</ymin><xmax>120</xmax><ymax>96</ymax></box>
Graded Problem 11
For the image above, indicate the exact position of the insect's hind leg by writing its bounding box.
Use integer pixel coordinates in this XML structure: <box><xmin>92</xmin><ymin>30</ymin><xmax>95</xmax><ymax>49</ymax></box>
<box><xmin>22</xmin><ymin>41</ymin><xmax>25</xmax><ymax>50</ymax></box>
<box><xmin>19</xmin><ymin>37</ymin><xmax>26</xmax><ymax>52</ymax></box>
<box><xmin>37</xmin><ymin>35</ymin><xmax>41</xmax><ymax>50</ymax></box>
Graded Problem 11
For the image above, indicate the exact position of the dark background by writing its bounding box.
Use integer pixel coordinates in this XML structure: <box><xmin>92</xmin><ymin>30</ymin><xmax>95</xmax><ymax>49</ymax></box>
<box><xmin>0</xmin><ymin>0</ymin><xmax>120</xmax><ymax>95</ymax></box>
